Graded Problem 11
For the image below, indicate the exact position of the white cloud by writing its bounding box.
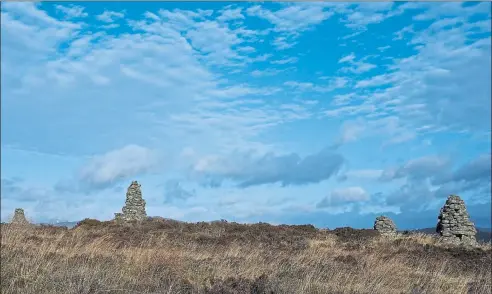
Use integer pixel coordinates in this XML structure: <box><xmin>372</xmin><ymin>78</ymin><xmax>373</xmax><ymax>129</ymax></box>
<box><xmin>217</xmin><ymin>7</ymin><xmax>245</xmax><ymax>22</ymax></box>
<box><xmin>55</xmin><ymin>4</ymin><xmax>88</xmax><ymax>19</ymax></box>
<box><xmin>251</xmin><ymin>68</ymin><xmax>285</xmax><ymax>77</ymax></box>
<box><xmin>2</xmin><ymin>2</ymin><xmax>81</xmax><ymax>29</ymax></box>
<box><xmin>410</xmin><ymin>2</ymin><xmax>490</xmax><ymax>21</ymax></box>
<box><xmin>79</xmin><ymin>145</ymin><xmax>161</xmax><ymax>186</ymax></box>
<box><xmin>330</xmin><ymin>116</ymin><xmax>418</xmax><ymax>148</ymax></box>
<box><xmin>393</xmin><ymin>25</ymin><xmax>414</xmax><ymax>40</ymax></box>
<box><xmin>284</xmin><ymin>81</ymin><xmax>323</xmax><ymax>92</ymax></box>
<box><xmin>338</xmin><ymin>53</ymin><xmax>377</xmax><ymax>74</ymax></box>
<box><xmin>100</xmin><ymin>23</ymin><xmax>119</xmax><ymax>30</ymax></box>
<box><xmin>1</xmin><ymin>3</ymin><xmax>83</xmax><ymax>92</ymax></box>
<box><xmin>324</xmin><ymin>104</ymin><xmax>376</xmax><ymax>118</ymax></box>
<box><xmin>333</xmin><ymin>2</ymin><xmax>403</xmax><ymax>30</ymax></box>
<box><xmin>247</xmin><ymin>3</ymin><xmax>333</xmax><ymax>33</ymax></box>
<box><xmin>358</xmin><ymin>204</ymin><xmax>401</xmax><ymax>215</ymax></box>
<box><xmin>339</xmin><ymin>53</ymin><xmax>356</xmax><ymax>63</ymax></box>
<box><xmin>271</xmin><ymin>56</ymin><xmax>298</xmax><ymax>65</ymax></box>
<box><xmin>340</xmin><ymin>58</ymin><xmax>377</xmax><ymax>74</ymax></box>
<box><xmin>378</xmin><ymin>45</ymin><xmax>390</xmax><ymax>52</ymax></box>
<box><xmin>284</xmin><ymin>77</ymin><xmax>348</xmax><ymax>93</ymax></box>
<box><xmin>336</xmin><ymin>3</ymin><xmax>491</xmax><ymax>138</ymax></box>
<box><xmin>339</xmin><ymin>121</ymin><xmax>366</xmax><ymax>144</ymax></box>
<box><xmin>246</xmin><ymin>3</ymin><xmax>334</xmax><ymax>50</ymax></box>
<box><xmin>4</xmin><ymin>4</ymin><xmax>308</xmax><ymax>158</ymax></box>
<box><xmin>185</xmin><ymin>21</ymin><xmax>245</xmax><ymax>66</ymax></box>
<box><xmin>96</xmin><ymin>10</ymin><xmax>125</xmax><ymax>23</ymax></box>
<box><xmin>271</xmin><ymin>36</ymin><xmax>296</xmax><ymax>50</ymax></box>
<box><xmin>332</xmin><ymin>93</ymin><xmax>356</xmax><ymax>106</ymax></box>
<box><xmin>318</xmin><ymin>187</ymin><xmax>370</xmax><ymax>207</ymax></box>
<box><xmin>326</xmin><ymin>4</ymin><xmax>490</xmax><ymax>146</ymax></box>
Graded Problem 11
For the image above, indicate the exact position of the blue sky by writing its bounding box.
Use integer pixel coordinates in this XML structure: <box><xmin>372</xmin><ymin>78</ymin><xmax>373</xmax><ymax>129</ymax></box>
<box><xmin>1</xmin><ymin>2</ymin><xmax>491</xmax><ymax>229</ymax></box>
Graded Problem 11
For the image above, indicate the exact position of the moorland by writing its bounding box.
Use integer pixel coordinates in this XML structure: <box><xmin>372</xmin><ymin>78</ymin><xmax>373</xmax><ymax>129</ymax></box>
<box><xmin>1</xmin><ymin>218</ymin><xmax>491</xmax><ymax>294</ymax></box>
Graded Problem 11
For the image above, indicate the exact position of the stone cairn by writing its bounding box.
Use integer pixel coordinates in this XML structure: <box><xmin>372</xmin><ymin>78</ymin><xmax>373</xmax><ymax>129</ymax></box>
<box><xmin>114</xmin><ymin>181</ymin><xmax>147</xmax><ymax>222</ymax></box>
<box><xmin>436</xmin><ymin>195</ymin><xmax>477</xmax><ymax>246</ymax></box>
<box><xmin>374</xmin><ymin>216</ymin><xmax>397</xmax><ymax>237</ymax></box>
<box><xmin>10</xmin><ymin>208</ymin><xmax>29</xmax><ymax>225</ymax></box>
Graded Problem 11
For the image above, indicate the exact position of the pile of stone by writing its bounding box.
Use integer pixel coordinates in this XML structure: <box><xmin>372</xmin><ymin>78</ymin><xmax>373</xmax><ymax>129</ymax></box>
<box><xmin>10</xmin><ymin>208</ymin><xmax>29</xmax><ymax>225</ymax></box>
<box><xmin>374</xmin><ymin>216</ymin><xmax>397</xmax><ymax>237</ymax></box>
<box><xmin>115</xmin><ymin>181</ymin><xmax>147</xmax><ymax>222</ymax></box>
<box><xmin>436</xmin><ymin>195</ymin><xmax>477</xmax><ymax>246</ymax></box>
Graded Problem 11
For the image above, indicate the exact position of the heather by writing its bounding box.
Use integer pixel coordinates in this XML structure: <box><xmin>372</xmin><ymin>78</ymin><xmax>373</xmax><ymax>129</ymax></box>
<box><xmin>1</xmin><ymin>219</ymin><xmax>490</xmax><ymax>294</ymax></box>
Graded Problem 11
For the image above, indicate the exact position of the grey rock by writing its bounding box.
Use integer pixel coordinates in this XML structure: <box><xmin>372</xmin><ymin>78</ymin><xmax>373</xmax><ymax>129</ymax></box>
<box><xmin>374</xmin><ymin>216</ymin><xmax>397</xmax><ymax>237</ymax></box>
<box><xmin>436</xmin><ymin>195</ymin><xmax>477</xmax><ymax>246</ymax></box>
<box><xmin>114</xmin><ymin>181</ymin><xmax>147</xmax><ymax>222</ymax></box>
<box><xmin>10</xmin><ymin>208</ymin><xmax>29</xmax><ymax>225</ymax></box>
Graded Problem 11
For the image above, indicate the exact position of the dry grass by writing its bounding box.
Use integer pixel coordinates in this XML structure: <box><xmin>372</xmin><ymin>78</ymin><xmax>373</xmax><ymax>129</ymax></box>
<box><xmin>1</xmin><ymin>219</ymin><xmax>491</xmax><ymax>294</ymax></box>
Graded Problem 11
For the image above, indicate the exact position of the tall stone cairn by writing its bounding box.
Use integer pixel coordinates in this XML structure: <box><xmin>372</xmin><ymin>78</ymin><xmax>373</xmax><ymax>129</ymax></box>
<box><xmin>10</xmin><ymin>208</ymin><xmax>29</xmax><ymax>225</ymax></box>
<box><xmin>436</xmin><ymin>195</ymin><xmax>477</xmax><ymax>246</ymax></box>
<box><xmin>115</xmin><ymin>181</ymin><xmax>147</xmax><ymax>222</ymax></box>
<box><xmin>374</xmin><ymin>216</ymin><xmax>397</xmax><ymax>237</ymax></box>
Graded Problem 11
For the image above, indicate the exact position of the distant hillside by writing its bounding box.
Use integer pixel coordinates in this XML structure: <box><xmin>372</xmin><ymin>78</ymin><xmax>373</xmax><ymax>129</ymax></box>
<box><xmin>44</xmin><ymin>221</ymin><xmax>78</xmax><ymax>228</ymax></box>
<box><xmin>411</xmin><ymin>227</ymin><xmax>492</xmax><ymax>243</ymax></box>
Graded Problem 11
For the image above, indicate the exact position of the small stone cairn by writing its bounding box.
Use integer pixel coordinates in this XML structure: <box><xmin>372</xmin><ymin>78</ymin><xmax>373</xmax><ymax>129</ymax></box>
<box><xmin>436</xmin><ymin>195</ymin><xmax>477</xmax><ymax>246</ymax></box>
<box><xmin>374</xmin><ymin>216</ymin><xmax>397</xmax><ymax>237</ymax></box>
<box><xmin>114</xmin><ymin>181</ymin><xmax>147</xmax><ymax>222</ymax></box>
<box><xmin>10</xmin><ymin>208</ymin><xmax>29</xmax><ymax>225</ymax></box>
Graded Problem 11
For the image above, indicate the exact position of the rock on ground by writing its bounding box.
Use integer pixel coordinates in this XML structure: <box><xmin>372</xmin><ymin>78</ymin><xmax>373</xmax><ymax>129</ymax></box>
<box><xmin>374</xmin><ymin>216</ymin><xmax>397</xmax><ymax>237</ymax></box>
<box><xmin>10</xmin><ymin>208</ymin><xmax>29</xmax><ymax>225</ymax></box>
<box><xmin>114</xmin><ymin>181</ymin><xmax>147</xmax><ymax>222</ymax></box>
<box><xmin>436</xmin><ymin>195</ymin><xmax>477</xmax><ymax>246</ymax></box>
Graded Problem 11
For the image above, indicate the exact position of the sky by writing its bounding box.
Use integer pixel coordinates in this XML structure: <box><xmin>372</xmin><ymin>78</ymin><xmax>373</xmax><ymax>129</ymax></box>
<box><xmin>1</xmin><ymin>2</ymin><xmax>491</xmax><ymax>229</ymax></box>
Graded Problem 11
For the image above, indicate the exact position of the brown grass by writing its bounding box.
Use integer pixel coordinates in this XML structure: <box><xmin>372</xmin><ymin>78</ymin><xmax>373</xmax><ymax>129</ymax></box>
<box><xmin>1</xmin><ymin>218</ymin><xmax>491</xmax><ymax>294</ymax></box>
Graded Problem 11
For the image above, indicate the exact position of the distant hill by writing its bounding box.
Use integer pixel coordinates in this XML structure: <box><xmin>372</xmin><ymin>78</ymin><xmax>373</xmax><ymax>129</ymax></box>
<box><xmin>43</xmin><ymin>221</ymin><xmax>78</xmax><ymax>228</ymax></box>
<box><xmin>410</xmin><ymin>227</ymin><xmax>492</xmax><ymax>243</ymax></box>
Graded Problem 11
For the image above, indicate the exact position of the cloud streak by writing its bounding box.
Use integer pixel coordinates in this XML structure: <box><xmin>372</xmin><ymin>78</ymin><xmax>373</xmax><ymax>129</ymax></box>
<box><xmin>192</xmin><ymin>148</ymin><xmax>344</xmax><ymax>188</ymax></box>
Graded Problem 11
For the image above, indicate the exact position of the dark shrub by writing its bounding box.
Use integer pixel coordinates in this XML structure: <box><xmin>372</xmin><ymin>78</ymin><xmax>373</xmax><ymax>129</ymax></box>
<box><xmin>332</xmin><ymin>227</ymin><xmax>380</xmax><ymax>243</ymax></box>
<box><xmin>74</xmin><ymin>218</ymin><xmax>103</xmax><ymax>228</ymax></box>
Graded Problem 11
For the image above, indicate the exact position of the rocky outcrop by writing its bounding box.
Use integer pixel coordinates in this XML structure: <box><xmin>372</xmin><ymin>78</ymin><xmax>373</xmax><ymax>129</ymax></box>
<box><xmin>114</xmin><ymin>181</ymin><xmax>147</xmax><ymax>222</ymax></box>
<box><xmin>436</xmin><ymin>195</ymin><xmax>477</xmax><ymax>246</ymax></box>
<box><xmin>10</xmin><ymin>208</ymin><xmax>29</xmax><ymax>225</ymax></box>
<box><xmin>374</xmin><ymin>216</ymin><xmax>397</xmax><ymax>237</ymax></box>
